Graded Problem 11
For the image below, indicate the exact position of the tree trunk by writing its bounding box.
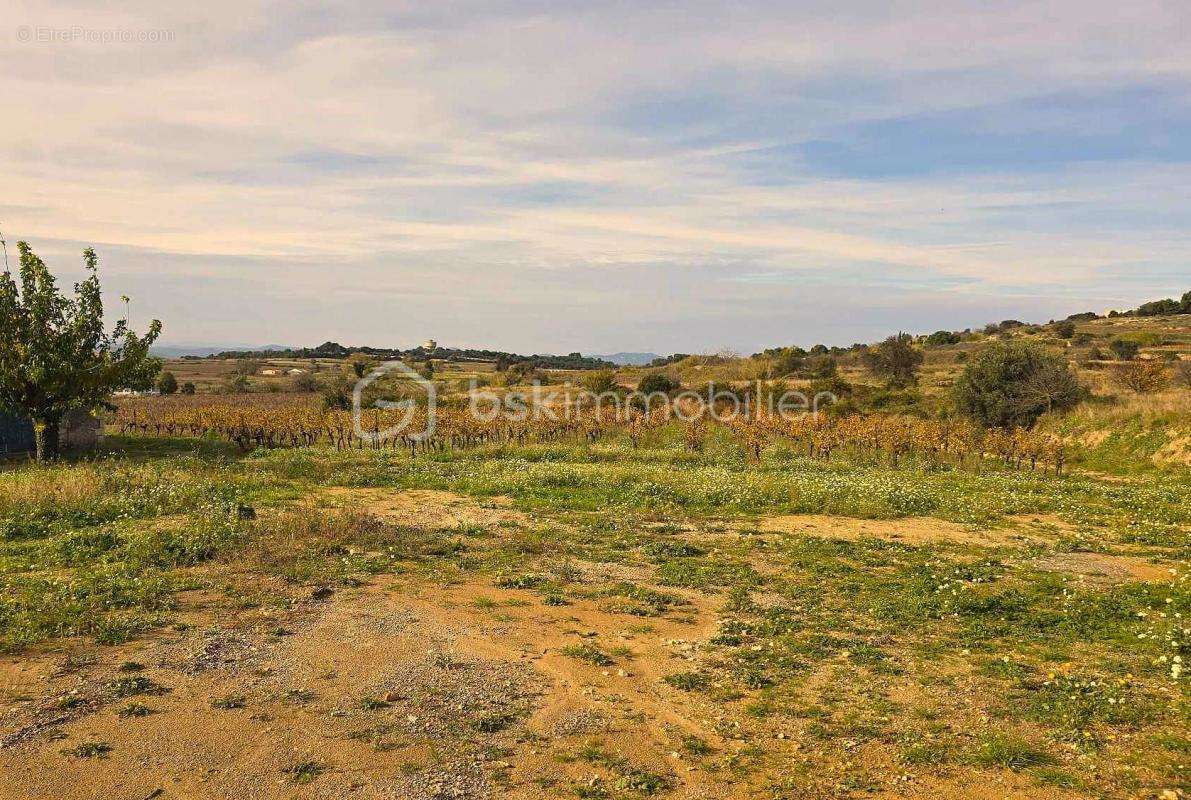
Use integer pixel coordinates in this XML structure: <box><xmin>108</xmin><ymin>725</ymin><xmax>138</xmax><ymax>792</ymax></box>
<box><xmin>33</xmin><ymin>416</ymin><xmax>61</xmax><ymax>462</ymax></box>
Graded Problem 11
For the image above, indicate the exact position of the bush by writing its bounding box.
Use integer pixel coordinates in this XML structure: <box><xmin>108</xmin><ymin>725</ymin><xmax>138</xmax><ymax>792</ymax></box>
<box><xmin>953</xmin><ymin>341</ymin><xmax>1084</xmax><ymax>428</ymax></box>
<box><xmin>346</xmin><ymin>353</ymin><xmax>375</xmax><ymax>379</ymax></box>
<box><xmin>155</xmin><ymin>371</ymin><xmax>178</xmax><ymax>395</ymax></box>
<box><xmin>292</xmin><ymin>373</ymin><xmax>318</xmax><ymax>392</ymax></box>
<box><xmin>1109</xmin><ymin>361</ymin><xmax>1171</xmax><ymax>394</ymax></box>
<box><xmin>636</xmin><ymin>372</ymin><xmax>680</xmax><ymax>395</ymax></box>
<box><xmin>861</xmin><ymin>333</ymin><xmax>924</xmax><ymax>388</ymax></box>
<box><xmin>180</xmin><ymin>382</ymin><xmax>196</xmax><ymax>395</ymax></box>
<box><xmin>1134</xmin><ymin>298</ymin><xmax>1180</xmax><ymax>316</ymax></box>
<box><xmin>925</xmin><ymin>330</ymin><xmax>960</xmax><ymax>346</ymax></box>
<box><xmin>581</xmin><ymin>371</ymin><xmax>618</xmax><ymax>395</ymax></box>
<box><xmin>320</xmin><ymin>375</ymin><xmax>353</xmax><ymax>409</ymax></box>
<box><xmin>767</xmin><ymin>347</ymin><xmax>805</xmax><ymax>376</ymax></box>
<box><xmin>1174</xmin><ymin>359</ymin><xmax>1191</xmax><ymax>388</ymax></box>
<box><xmin>1053</xmin><ymin>321</ymin><xmax>1076</xmax><ymax>339</ymax></box>
<box><xmin>808</xmin><ymin>375</ymin><xmax>853</xmax><ymax>399</ymax></box>
<box><xmin>220</xmin><ymin>375</ymin><xmax>250</xmax><ymax>395</ymax></box>
<box><xmin>1109</xmin><ymin>338</ymin><xmax>1140</xmax><ymax>361</ymax></box>
<box><xmin>505</xmin><ymin>363</ymin><xmax>549</xmax><ymax>386</ymax></box>
<box><xmin>232</xmin><ymin>359</ymin><xmax>262</xmax><ymax>377</ymax></box>
<box><xmin>802</xmin><ymin>355</ymin><xmax>838</xmax><ymax>380</ymax></box>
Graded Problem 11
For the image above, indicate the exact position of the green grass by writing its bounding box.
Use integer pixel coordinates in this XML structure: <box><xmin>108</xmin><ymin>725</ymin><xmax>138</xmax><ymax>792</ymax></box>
<box><xmin>969</xmin><ymin>732</ymin><xmax>1057</xmax><ymax>770</ymax></box>
<box><xmin>0</xmin><ymin>431</ymin><xmax>1186</xmax><ymax>797</ymax></box>
<box><xmin>560</xmin><ymin>641</ymin><xmax>615</xmax><ymax>666</ymax></box>
<box><xmin>282</xmin><ymin>760</ymin><xmax>326</xmax><ymax>784</ymax></box>
<box><xmin>61</xmin><ymin>741</ymin><xmax>112</xmax><ymax>759</ymax></box>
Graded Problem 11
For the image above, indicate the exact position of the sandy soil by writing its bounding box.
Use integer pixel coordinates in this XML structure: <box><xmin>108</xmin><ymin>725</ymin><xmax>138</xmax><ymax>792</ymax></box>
<box><xmin>0</xmin><ymin>490</ymin><xmax>1105</xmax><ymax>800</ymax></box>
<box><xmin>753</xmin><ymin>514</ymin><xmax>1046</xmax><ymax>548</ymax></box>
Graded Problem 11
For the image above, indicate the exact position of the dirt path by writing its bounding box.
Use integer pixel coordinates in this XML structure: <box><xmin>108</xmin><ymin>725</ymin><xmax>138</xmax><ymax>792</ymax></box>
<box><xmin>0</xmin><ymin>566</ymin><xmax>743</xmax><ymax>800</ymax></box>
<box><xmin>0</xmin><ymin>488</ymin><xmax>1120</xmax><ymax>799</ymax></box>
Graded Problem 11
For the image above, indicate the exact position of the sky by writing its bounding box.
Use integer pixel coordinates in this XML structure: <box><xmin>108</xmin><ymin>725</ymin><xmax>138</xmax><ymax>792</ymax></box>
<box><xmin>1</xmin><ymin>1</ymin><xmax>1189</xmax><ymax>355</ymax></box>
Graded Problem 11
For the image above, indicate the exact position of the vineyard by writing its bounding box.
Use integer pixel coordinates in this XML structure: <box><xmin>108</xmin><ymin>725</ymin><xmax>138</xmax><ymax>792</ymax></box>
<box><xmin>112</xmin><ymin>394</ymin><xmax>1067</xmax><ymax>473</ymax></box>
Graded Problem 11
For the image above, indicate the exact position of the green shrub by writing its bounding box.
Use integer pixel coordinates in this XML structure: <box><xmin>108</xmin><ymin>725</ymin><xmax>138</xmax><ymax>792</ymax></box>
<box><xmin>1109</xmin><ymin>339</ymin><xmax>1139</xmax><ymax>361</ymax></box>
<box><xmin>861</xmin><ymin>333</ymin><xmax>924</xmax><ymax>388</ymax></box>
<box><xmin>156</xmin><ymin>371</ymin><xmax>178</xmax><ymax>394</ymax></box>
<box><xmin>953</xmin><ymin>341</ymin><xmax>1084</xmax><ymax>428</ymax></box>
<box><xmin>636</xmin><ymin>373</ymin><xmax>680</xmax><ymax>395</ymax></box>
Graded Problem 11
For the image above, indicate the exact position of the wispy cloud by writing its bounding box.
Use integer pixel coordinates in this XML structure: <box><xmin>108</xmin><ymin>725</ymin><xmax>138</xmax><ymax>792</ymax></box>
<box><xmin>1</xmin><ymin>0</ymin><xmax>1188</xmax><ymax>351</ymax></box>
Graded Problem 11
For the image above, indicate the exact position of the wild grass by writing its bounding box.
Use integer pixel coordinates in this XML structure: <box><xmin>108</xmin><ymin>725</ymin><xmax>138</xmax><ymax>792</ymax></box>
<box><xmin>1040</xmin><ymin>389</ymin><xmax>1191</xmax><ymax>474</ymax></box>
<box><xmin>0</xmin><ymin>430</ymin><xmax>1185</xmax><ymax>795</ymax></box>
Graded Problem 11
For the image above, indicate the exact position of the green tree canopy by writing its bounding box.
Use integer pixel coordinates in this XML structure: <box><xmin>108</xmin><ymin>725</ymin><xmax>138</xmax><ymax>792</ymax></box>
<box><xmin>953</xmin><ymin>341</ymin><xmax>1083</xmax><ymax>429</ymax></box>
<box><xmin>0</xmin><ymin>242</ymin><xmax>161</xmax><ymax>460</ymax></box>
<box><xmin>1109</xmin><ymin>338</ymin><xmax>1140</xmax><ymax>361</ymax></box>
<box><xmin>156</xmin><ymin>370</ymin><xmax>179</xmax><ymax>394</ymax></box>
<box><xmin>925</xmin><ymin>330</ymin><xmax>960</xmax><ymax>346</ymax></box>
<box><xmin>861</xmin><ymin>333</ymin><xmax>924</xmax><ymax>388</ymax></box>
<box><xmin>636</xmin><ymin>372</ymin><xmax>680</xmax><ymax>395</ymax></box>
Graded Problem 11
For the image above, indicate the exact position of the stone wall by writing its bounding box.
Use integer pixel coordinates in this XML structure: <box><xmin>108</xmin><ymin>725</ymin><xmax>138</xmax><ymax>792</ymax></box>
<box><xmin>0</xmin><ymin>409</ymin><xmax>102</xmax><ymax>455</ymax></box>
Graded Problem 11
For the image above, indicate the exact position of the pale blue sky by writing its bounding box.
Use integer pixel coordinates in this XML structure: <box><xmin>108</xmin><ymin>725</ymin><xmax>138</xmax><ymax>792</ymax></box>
<box><xmin>2</xmin><ymin>1</ymin><xmax>1188</xmax><ymax>353</ymax></box>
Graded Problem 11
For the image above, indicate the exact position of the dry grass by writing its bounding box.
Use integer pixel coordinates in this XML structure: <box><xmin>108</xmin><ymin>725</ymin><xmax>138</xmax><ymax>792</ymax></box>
<box><xmin>0</xmin><ymin>463</ymin><xmax>107</xmax><ymax>515</ymax></box>
<box><xmin>1068</xmin><ymin>388</ymin><xmax>1191</xmax><ymax>422</ymax></box>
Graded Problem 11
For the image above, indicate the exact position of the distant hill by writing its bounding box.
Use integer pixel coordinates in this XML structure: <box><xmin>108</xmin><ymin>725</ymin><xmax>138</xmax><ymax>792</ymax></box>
<box><xmin>597</xmin><ymin>352</ymin><xmax>662</xmax><ymax>366</ymax></box>
<box><xmin>152</xmin><ymin>344</ymin><xmax>294</xmax><ymax>358</ymax></box>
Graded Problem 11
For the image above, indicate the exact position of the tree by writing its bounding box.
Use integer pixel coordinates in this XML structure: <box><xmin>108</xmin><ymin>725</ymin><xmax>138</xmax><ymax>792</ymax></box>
<box><xmin>581</xmin><ymin>370</ymin><xmax>619</xmax><ymax>395</ymax></box>
<box><xmin>321</xmin><ymin>374</ymin><xmax>353</xmax><ymax>409</ymax></box>
<box><xmin>802</xmin><ymin>355</ymin><xmax>838</xmax><ymax>380</ymax></box>
<box><xmin>861</xmin><ymin>333</ymin><xmax>924</xmax><ymax>388</ymax></box>
<box><xmin>180</xmin><ymin>381</ymin><xmax>196</xmax><ymax>395</ymax></box>
<box><xmin>346</xmin><ymin>353</ymin><xmax>375</xmax><ymax>379</ymax></box>
<box><xmin>1109</xmin><ymin>338</ymin><xmax>1140</xmax><ymax>361</ymax></box>
<box><xmin>1174</xmin><ymin>359</ymin><xmax>1191</xmax><ymax>388</ymax></box>
<box><xmin>292</xmin><ymin>372</ymin><xmax>318</xmax><ymax>392</ymax></box>
<box><xmin>1053</xmin><ymin>321</ymin><xmax>1076</xmax><ymax>339</ymax></box>
<box><xmin>221</xmin><ymin>374</ymin><xmax>250</xmax><ymax>394</ymax></box>
<box><xmin>156</xmin><ymin>370</ymin><xmax>179</xmax><ymax>394</ymax></box>
<box><xmin>0</xmin><ymin>243</ymin><xmax>161</xmax><ymax>461</ymax></box>
<box><xmin>769</xmin><ymin>348</ymin><xmax>805</xmax><ymax>377</ymax></box>
<box><xmin>233</xmin><ymin>358</ymin><xmax>262</xmax><ymax>377</ymax></box>
<box><xmin>1134</xmin><ymin>298</ymin><xmax>1180</xmax><ymax>316</ymax></box>
<box><xmin>637</xmin><ymin>372</ymin><xmax>680</xmax><ymax>395</ymax></box>
<box><xmin>953</xmin><ymin>341</ymin><xmax>1084</xmax><ymax>429</ymax></box>
<box><xmin>925</xmin><ymin>330</ymin><xmax>960</xmax><ymax>346</ymax></box>
<box><xmin>1110</xmin><ymin>361</ymin><xmax>1170</xmax><ymax>394</ymax></box>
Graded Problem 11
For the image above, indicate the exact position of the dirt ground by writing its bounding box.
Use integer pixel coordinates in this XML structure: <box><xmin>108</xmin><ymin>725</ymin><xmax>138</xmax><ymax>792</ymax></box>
<box><xmin>0</xmin><ymin>490</ymin><xmax>1131</xmax><ymax>800</ymax></box>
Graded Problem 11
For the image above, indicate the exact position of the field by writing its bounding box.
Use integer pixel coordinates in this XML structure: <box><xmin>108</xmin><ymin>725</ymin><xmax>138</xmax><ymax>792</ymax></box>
<box><xmin>0</xmin><ymin>397</ymin><xmax>1188</xmax><ymax>799</ymax></box>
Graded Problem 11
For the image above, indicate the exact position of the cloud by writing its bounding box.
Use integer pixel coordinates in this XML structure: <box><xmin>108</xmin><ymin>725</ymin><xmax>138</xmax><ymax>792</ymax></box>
<box><xmin>0</xmin><ymin>0</ymin><xmax>1188</xmax><ymax>352</ymax></box>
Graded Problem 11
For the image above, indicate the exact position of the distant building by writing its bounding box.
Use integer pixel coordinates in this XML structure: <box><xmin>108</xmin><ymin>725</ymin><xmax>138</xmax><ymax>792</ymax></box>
<box><xmin>422</xmin><ymin>339</ymin><xmax>437</xmax><ymax>351</ymax></box>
